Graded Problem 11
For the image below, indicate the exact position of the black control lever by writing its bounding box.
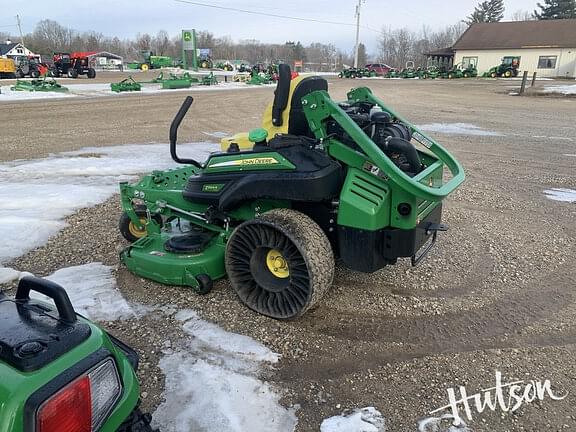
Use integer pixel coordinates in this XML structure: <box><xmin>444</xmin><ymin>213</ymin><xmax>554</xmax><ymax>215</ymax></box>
<box><xmin>170</xmin><ymin>96</ymin><xmax>202</xmax><ymax>168</ymax></box>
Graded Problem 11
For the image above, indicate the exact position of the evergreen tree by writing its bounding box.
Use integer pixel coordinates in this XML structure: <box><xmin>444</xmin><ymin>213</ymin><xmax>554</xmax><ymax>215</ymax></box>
<box><xmin>534</xmin><ymin>0</ymin><xmax>576</xmax><ymax>19</ymax></box>
<box><xmin>465</xmin><ymin>0</ymin><xmax>505</xmax><ymax>24</ymax></box>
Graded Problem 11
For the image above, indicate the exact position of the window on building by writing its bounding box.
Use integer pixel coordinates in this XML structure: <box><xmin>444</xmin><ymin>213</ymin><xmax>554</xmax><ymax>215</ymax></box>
<box><xmin>16</xmin><ymin>47</ymin><xmax>23</xmax><ymax>54</ymax></box>
<box><xmin>462</xmin><ymin>57</ymin><xmax>478</xmax><ymax>68</ymax></box>
<box><xmin>537</xmin><ymin>56</ymin><xmax>557</xmax><ymax>69</ymax></box>
<box><xmin>502</xmin><ymin>56</ymin><xmax>521</xmax><ymax>67</ymax></box>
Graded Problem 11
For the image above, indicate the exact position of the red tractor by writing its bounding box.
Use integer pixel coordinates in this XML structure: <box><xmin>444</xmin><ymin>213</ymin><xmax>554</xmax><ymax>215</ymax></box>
<box><xmin>15</xmin><ymin>55</ymin><xmax>49</xmax><ymax>78</ymax></box>
<box><xmin>50</xmin><ymin>52</ymin><xmax>96</xmax><ymax>78</ymax></box>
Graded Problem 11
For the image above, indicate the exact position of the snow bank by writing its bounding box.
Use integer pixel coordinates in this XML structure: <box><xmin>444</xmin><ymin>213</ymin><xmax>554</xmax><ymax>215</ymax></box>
<box><xmin>152</xmin><ymin>309</ymin><xmax>297</xmax><ymax>432</ymax></box>
<box><xmin>0</xmin><ymin>85</ymin><xmax>76</xmax><ymax>101</ymax></box>
<box><xmin>544</xmin><ymin>188</ymin><xmax>576</xmax><ymax>203</ymax></box>
<box><xmin>0</xmin><ymin>81</ymin><xmax>273</xmax><ymax>102</ymax></box>
<box><xmin>417</xmin><ymin>123</ymin><xmax>503</xmax><ymax>136</ymax></box>
<box><xmin>30</xmin><ymin>263</ymin><xmax>135</xmax><ymax>321</ymax></box>
<box><xmin>321</xmin><ymin>407</ymin><xmax>386</xmax><ymax>432</ymax></box>
<box><xmin>543</xmin><ymin>85</ymin><xmax>576</xmax><ymax>95</ymax></box>
<box><xmin>0</xmin><ymin>142</ymin><xmax>217</xmax><ymax>276</ymax></box>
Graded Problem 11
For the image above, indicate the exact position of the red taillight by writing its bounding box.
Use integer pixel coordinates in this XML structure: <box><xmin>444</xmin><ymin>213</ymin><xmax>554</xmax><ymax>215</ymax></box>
<box><xmin>37</xmin><ymin>375</ymin><xmax>92</xmax><ymax>432</ymax></box>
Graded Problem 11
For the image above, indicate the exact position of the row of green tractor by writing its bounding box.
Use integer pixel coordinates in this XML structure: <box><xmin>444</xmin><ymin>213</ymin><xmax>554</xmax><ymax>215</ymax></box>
<box><xmin>340</xmin><ymin>63</ymin><xmax>479</xmax><ymax>80</ymax></box>
<box><xmin>340</xmin><ymin>59</ymin><xmax>520</xmax><ymax>80</ymax></box>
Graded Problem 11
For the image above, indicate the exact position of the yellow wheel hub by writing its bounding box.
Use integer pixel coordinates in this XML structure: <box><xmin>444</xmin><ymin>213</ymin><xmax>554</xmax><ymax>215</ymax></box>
<box><xmin>128</xmin><ymin>218</ymin><xmax>147</xmax><ymax>239</ymax></box>
<box><xmin>266</xmin><ymin>249</ymin><xmax>290</xmax><ymax>278</ymax></box>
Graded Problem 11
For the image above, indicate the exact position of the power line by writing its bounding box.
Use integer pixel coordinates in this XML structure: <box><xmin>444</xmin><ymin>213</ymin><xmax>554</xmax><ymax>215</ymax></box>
<box><xmin>173</xmin><ymin>0</ymin><xmax>357</xmax><ymax>27</ymax></box>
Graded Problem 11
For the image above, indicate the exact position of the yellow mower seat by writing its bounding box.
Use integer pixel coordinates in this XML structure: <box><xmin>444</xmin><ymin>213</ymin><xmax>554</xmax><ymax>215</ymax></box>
<box><xmin>220</xmin><ymin>72</ymin><xmax>328</xmax><ymax>151</ymax></box>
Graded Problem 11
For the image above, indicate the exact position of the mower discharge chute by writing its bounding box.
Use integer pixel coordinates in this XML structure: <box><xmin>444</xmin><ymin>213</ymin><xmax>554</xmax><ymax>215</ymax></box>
<box><xmin>118</xmin><ymin>64</ymin><xmax>464</xmax><ymax>319</ymax></box>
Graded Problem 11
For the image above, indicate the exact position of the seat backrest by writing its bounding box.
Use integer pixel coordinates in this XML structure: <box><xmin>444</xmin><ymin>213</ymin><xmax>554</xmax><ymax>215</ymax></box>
<box><xmin>262</xmin><ymin>70</ymin><xmax>328</xmax><ymax>138</ymax></box>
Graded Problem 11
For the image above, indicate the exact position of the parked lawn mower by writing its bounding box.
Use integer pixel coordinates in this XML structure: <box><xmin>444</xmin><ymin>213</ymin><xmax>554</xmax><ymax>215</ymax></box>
<box><xmin>11</xmin><ymin>77</ymin><xmax>69</xmax><ymax>92</ymax></box>
<box><xmin>15</xmin><ymin>56</ymin><xmax>48</xmax><ymax>78</ymax></box>
<box><xmin>111</xmin><ymin>76</ymin><xmax>142</xmax><ymax>93</ymax></box>
<box><xmin>400</xmin><ymin>62</ymin><xmax>417</xmax><ymax>79</ymax></box>
<box><xmin>50</xmin><ymin>52</ymin><xmax>96</xmax><ymax>78</ymax></box>
<box><xmin>0</xmin><ymin>277</ymin><xmax>155</xmax><ymax>432</ymax></box>
<box><xmin>118</xmin><ymin>64</ymin><xmax>464</xmax><ymax>319</ymax></box>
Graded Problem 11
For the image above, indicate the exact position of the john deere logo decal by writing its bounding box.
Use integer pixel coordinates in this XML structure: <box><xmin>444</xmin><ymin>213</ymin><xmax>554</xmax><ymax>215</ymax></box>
<box><xmin>209</xmin><ymin>158</ymin><xmax>279</xmax><ymax>168</ymax></box>
<box><xmin>183</xmin><ymin>31</ymin><xmax>192</xmax><ymax>42</ymax></box>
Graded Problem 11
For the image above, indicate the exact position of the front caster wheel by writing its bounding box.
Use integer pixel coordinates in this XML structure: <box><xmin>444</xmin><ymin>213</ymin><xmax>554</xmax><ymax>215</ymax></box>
<box><xmin>225</xmin><ymin>209</ymin><xmax>334</xmax><ymax>319</ymax></box>
<box><xmin>119</xmin><ymin>210</ymin><xmax>162</xmax><ymax>243</ymax></box>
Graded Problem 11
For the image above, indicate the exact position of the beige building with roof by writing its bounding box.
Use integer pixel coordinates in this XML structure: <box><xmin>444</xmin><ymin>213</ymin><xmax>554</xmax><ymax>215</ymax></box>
<box><xmin>453</xmin><ymin>19</ymin><xmax>576</xmax><ymax>78</ymax></box>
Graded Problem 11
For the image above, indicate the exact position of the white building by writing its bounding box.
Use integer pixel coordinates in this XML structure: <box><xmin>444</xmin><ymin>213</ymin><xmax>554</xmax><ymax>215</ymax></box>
<box><xmin>0</xmin><ymin>42</ymin><xmax>40</xmax><ymax>62</ymax></box>
<box><xmin>453</xmin><ymin>19</ymin><xmax>576</xmax><ymax>78</ymax></box>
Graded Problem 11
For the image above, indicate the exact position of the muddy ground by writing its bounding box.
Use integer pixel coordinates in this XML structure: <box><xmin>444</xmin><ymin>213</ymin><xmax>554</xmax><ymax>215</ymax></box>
<box><xmin>2</xmin><ymin>76</ymin><xmax>576</xmax><ymax>431</ymax></box>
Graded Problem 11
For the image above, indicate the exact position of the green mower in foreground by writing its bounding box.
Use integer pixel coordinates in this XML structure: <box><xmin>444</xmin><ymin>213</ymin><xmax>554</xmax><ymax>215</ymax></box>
<box><xmin>0</xmin><ymin>277</ymin><xmax>155</xmax><ymax>432</ymax></box>
<box><xmin>118</xmin><ymin>64</ymin><xmax>464</xmax><ymax>319</ymax></box>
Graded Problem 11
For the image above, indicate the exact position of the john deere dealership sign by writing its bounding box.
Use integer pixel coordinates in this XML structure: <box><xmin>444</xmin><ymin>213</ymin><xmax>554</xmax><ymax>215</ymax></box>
<box><xmin>182</xmin><ymin>30</ymin><xmax>195</xmax><ymax>50</ymax></box>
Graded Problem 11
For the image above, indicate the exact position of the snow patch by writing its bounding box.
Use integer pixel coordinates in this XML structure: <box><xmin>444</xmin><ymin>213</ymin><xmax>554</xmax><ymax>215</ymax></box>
<box><xmin>1</xmin><ymin>81</ymin><xmax>274</xmax><ymax>102</ymax></box>
<box><xmin>544</xmin><ymin>188</ymin><xmax>576</xmax><ymax>203</ymax></box>
<box><xmin>418</xmin><ymin>123</ymin><xmax>503</xmax><ymax>136</ymax></box>
<box><xmin>321</xmin><ymin>407</ymin><xmax>386</xmax><ymax>432</ymax></box>
<box><xmin>543</xmin><ymin>85</ymin><xmax>576</xmax><ymax>95</ymax></box>
<box><xmin>29</xmin><ymin>263</ymin><xmax>135</xmax><ymax>321</ymax></box>
<box><xmin>0</xmin><ymin>267</ymin><xmax>33</xmax><ymax>284</ymax></box>
<box><xmin>0</xmin><ymin>85</ymin><xmax>76</xmax><ymax>101</ymax></box>
<box><xmin>152</xmin><ymin>309</ymin><xmax>296</xmax><ymax>432</ymax></box>
<box><xmin>0</xmin><ymin>142</ymin><xmax>217</xmax><ymax>276</ymax></box>
<box><xmin>418</xmin><ymin>414</ymin><xmax>470</xmax><ymax>432</ymax></box>
<box><xmin>202</xmin><ymin>131</ymin><xmax>229</xmax><ymax>138</ymax></box>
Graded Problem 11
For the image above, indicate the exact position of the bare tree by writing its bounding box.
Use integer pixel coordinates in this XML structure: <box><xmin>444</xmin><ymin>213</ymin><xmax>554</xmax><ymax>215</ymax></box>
<box><xmin>510</xmin><ymin>9</ymin><xmax>536</xmax><ymax>20</ymax></box>
<box><xmin>153</xmin><ymin>30</ymin><xmax>170</xmax><ymax>55</ymax></box>
<box><xmin>134</xmin><ymin>33</ymin><xmax>152</xmax><ymax>52</ymax></box>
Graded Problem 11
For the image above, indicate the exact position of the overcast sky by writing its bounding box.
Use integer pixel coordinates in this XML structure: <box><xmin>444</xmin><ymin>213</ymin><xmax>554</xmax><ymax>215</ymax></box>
<box><xmin>4</xmin><ymin>0</ymin><xmax>539</xmax><ymax>53</ymax></box>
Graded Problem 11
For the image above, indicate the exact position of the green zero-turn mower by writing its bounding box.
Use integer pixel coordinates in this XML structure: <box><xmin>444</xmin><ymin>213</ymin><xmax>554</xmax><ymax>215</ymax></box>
<box><xmin>0</xmin><ymin>277</ymin><xmax>155</xmax><ymax>432</ymax></box>
<box><xmin>118</xmin><ymin>64</ymin><xmax>464</xmax><ymax>319</ymax></box>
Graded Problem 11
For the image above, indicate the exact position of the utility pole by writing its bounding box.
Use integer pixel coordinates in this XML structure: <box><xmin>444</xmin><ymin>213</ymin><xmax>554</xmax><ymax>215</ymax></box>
<box><xmin>16</xmin><ymin>15</ymin><xmax>24</xmax><ymax>46</ymax></box>
<box><xmin>353</xmin><ymin>0</ymin><xmax>364</xmax><ymax>68</ymax></box>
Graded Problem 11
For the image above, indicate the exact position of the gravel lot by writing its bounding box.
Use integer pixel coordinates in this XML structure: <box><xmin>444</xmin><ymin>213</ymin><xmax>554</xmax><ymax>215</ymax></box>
<box><xmin>1</xmin><ymin>75</ymin><xmax>575</xmax><ymax>431</ymax></box>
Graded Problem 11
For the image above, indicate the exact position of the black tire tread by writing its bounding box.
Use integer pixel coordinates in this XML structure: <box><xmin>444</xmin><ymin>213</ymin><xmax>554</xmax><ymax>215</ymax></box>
<box><xmin>226</xmin><ymin>208</ymin><xmax>334</xmax><ymax>318</ymax></box>
<box><xmin>117</xmin><ymin>408</ymin><xmax>158</xmax><ymax>432</ymax></box>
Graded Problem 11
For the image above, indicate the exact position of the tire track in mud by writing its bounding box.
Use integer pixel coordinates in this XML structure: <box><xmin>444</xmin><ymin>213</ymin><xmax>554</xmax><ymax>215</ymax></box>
<box><xmin>278</xmin><ymin>268</ymin><xmax>576</xmax><ymax>381</ymax></box>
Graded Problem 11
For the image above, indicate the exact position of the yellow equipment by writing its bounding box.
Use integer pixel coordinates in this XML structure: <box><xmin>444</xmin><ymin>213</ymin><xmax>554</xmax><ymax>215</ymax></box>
<box><xmin>220</xmin><ymin>72</ymin><xmax>324</xmax><ymax>151</ymax></box>
<box><xmin>0</xmin><ymin>58</ymin><xmax>16</xmax><ymax>78</ymax></box>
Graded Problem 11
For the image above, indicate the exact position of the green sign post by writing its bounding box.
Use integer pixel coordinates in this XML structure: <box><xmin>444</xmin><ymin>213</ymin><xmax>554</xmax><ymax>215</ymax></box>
<box><xmin>181</xmin><ymin>29</ymin><xmax>197</xmax><ymax>70</ymax></box>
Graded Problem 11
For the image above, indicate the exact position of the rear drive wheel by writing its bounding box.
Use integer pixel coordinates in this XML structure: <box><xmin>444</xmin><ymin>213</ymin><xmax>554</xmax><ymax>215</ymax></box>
<box><xmin>140</xmin><ymin>63</ymin><xmax>149</xmax><ymax>71</ymax></box>
<box><xmin>225</xmin><ymin>209</ymin><xmax>334</xmax><ymax>319</ymax></box>
<box><xmin>504</xmin><ymin>70</ymin><xmax>512</xmax><ymax>78</ymax></box>
<box><xmin>119</xmin><ymin>210</ymin><xmax>162</xmax><ymax>243</ymax></box>
<box><xmin>117</xmin><ymin>407</ymin><xmax>158</xmax><ymax>432</ymax></box>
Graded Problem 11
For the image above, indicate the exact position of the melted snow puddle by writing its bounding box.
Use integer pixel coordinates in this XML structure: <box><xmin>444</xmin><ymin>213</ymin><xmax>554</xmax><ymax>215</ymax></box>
<box><xmin>0</xmin><ymin>142</ymin><xmax>217</xmax><ymax>279</ymax></box>
<box><xmin>27</xmin><ymin>263</ymin><xmax>136</xmax><ymax>321</ymax></box>
<box><xmin>152</xmin><ymin>309</ymin><xmax>297</xmax><ymax>432</ymax></box>
<box><xmin>544</xmin><ymin>188</ymin><xmax>576</xmax><ymax>203</ymax></box>
<box><xmin>417</xmin><ymin>123</ymin><xmax>503</xmax><ymax>137</ymax></box>
<box><xmin>321</xmin><ymin>407</ymin><xmax>386</xmax><ymax>432</ymax></box>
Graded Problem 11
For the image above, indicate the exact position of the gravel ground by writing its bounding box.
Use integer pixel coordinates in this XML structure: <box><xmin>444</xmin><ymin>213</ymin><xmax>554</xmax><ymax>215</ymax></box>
<box><xmin>1</xmin><ymin>76</ymin><xmax>576</xmax><ymax>431</ymax></box>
